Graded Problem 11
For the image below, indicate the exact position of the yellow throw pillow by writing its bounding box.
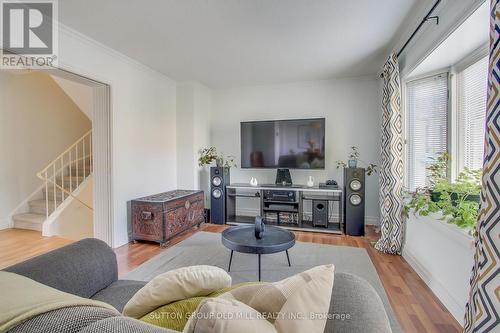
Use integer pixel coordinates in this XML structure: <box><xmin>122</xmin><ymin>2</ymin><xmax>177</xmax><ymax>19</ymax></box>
<box><xmin>123</xmin><ymin>265</ymin><xmax>232</xmax><ymax>319</ymax></box>
<box><xmin>183</xmin><ymin>297</ymin><xmax>278</xmax><ymax>333</ymax></box>
<box><xmin>140</xmin><ymin>282</ymin><xmax>263</xmax><ymax>332</ymax></box>
<box><xmin>220</xmin><ymin>264</ymin><xmax>335</xmax><ymax>333</ymax></box>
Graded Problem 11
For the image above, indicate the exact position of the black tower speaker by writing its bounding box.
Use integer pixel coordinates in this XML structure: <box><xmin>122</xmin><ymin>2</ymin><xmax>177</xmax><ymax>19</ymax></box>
<box><xmin>312</xmin><ymin>199</ymin><xmax>328</xmax><ymax>227</ymax></box>
<box><xmin>344</xmin><ymin>168</ymin><xmax>365</xmax><ymax>236</ymax></box>
<box><xmin>210</xmin><ymin>167</ymin><xmax>230</xmax><ymax>225</ymax></box>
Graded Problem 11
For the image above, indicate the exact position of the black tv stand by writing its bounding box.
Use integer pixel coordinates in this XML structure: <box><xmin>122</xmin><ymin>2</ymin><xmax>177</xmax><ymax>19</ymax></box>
<box><xmin>225</xmin><ymin>183</ymin><xmax>344</xmax><ymax>234</ymax></box>
<box><xmin>275</xmin><ymin>168</ymin><xmax>292</xmax><ymax>185</ymax></box>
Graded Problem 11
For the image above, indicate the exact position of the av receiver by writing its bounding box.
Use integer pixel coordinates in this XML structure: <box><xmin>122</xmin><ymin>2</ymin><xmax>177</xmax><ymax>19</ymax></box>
<box><xmin>263</xmin><ymin>190</ymin><xmax>296</xmax><ymax>202</ymax></box>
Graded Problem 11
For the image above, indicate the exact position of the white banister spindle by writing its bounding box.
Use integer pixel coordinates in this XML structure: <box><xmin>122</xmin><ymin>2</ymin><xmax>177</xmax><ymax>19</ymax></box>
<box><xmin>76</xmin><ymin>143</ymin><xmax>79</xmax><ymax>187</ymax></box>
<box><xmin>90</xmin><ymin>134</ymin><xmax>93</xmax><ymax>173</ymax></box>
<box><xmin>53</xmin><ymin>163</ymin><xmax>57</xmax><ymax>211</ymax></box>
<box><xmin>83</xmin><ymin>137</ymin><xmax>86</xmax><ymax>179</ymax></box>
<box><xmin>69</xmin><ymin>149</ymin><xmax>73</xmax><ymax>192</ymax></box>
<box><xmin>45</xmin><ymin>170</ymin><xmax>48</xmax><ymax>219</ymax></box>
<box><xmin>60</xmin><ymin>157</ymin><xmax>64</xmax><ymax>201</ymax></box>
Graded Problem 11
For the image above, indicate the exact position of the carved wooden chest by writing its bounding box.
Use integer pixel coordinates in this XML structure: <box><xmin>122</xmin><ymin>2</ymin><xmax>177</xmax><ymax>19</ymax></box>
<box><xmin>131</xmin><ymin>190</ymin><xmax>204</xmax><ymax>246</ymax></box>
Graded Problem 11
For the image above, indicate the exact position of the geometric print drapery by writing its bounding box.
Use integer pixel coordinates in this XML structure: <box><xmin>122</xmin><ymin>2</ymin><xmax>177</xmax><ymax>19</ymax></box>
<box><xmin>463</xmin><ymin>1</ymin><xmax>500</xmax><ymax>331</ymax></box>
<box><xmin>375</xmin><ymin>53</ymin><xmax>405</xmax><ymax>255</ymax></box>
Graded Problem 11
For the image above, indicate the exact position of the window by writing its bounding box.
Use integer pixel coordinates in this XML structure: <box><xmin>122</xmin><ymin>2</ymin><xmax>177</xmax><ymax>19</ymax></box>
<box><xmin>457</xmin><ymin>56</ymin><xmax>488</xmax><ymax>170</ymax></box>
<box><xmin>406</xmin><ymin>74</ymin><xmax>448</xmax><ymax>191</ymax></box>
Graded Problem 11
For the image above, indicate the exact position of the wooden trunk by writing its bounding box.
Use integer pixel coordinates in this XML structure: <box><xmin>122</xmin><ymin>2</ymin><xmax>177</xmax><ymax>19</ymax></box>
<box><xmin>131</xmin><ymin>190</ymin><xmax>204</xmax><ymax>246</ymax></box>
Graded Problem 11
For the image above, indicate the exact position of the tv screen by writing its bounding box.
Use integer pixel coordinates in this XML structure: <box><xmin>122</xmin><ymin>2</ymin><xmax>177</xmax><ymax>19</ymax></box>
<box><xmin>240</xmin><ymin>118</ymin><xmax>325</xmax><ymax>169</ymax></box>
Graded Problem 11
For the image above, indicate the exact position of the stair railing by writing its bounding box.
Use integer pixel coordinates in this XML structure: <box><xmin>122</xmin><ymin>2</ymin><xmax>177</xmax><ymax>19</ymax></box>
<box><xmin>37</xmin><ymin>130</ymin><xmax>93</xmax><ymax>219</ymax></box>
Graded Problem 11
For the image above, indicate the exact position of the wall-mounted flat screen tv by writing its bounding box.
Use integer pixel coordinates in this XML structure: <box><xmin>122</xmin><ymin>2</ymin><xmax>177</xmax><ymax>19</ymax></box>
<box><xmin>240</xmin><ymin>118</ymin><xmax>325</xmax><ymax>169</ymax></box>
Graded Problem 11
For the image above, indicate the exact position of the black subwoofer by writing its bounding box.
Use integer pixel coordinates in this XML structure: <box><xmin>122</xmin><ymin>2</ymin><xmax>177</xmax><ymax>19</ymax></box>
<box><xmin>344</xmin><ymin>168</ymin><xmax>365</xmax><ymax>236</ymax></box>
<box><xmin>210</xmin><ymin>167</ymin><xmax>230</xmax><ymax>224</ymax></box>
<box><xmin>312</xmin><ymin>199</ymin><xmax>328</xmax><ymax>227</ymax></box>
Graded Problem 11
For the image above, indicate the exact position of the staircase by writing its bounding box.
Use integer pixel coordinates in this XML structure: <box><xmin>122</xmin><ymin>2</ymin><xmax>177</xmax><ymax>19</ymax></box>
<box><xmin>12</xmin><ymin>131</ymin><xmax>93</xmax><ymax>232</ymax></box>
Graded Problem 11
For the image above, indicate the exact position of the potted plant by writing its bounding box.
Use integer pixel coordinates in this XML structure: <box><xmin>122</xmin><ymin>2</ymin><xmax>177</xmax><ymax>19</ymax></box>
<box><xmin>198</xmin><ymin>147</ymin><xmax>236</xmax><ymax>168</ymax></box>
<box><xmin>403</xmin><ymin>152</ymin><xmax>482</xmax><ymax>235</ymax></box>
<box><xmin>335</xmin><ymin>146</ymin><xmax>378</xmax><ymax>176</ymax></box>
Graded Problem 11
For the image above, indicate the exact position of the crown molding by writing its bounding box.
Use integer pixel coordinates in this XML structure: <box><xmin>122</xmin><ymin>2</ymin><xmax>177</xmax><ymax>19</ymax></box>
<box><xmin>57</xmin><ymin>21</ymin><xmax>176</xmax><ymax>85</ymax></box>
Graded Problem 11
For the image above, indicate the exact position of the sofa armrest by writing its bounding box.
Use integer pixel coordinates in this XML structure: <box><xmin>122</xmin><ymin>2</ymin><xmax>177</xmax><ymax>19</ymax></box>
<box><xmin>4</xmin><ymin>238</ymin><xmax>118</xmax><ymax>298</ymax></box>
<box><xmin>324</xmin><ymin>272</ymin><xmax>393</xmax><ymax>333</ymax></box>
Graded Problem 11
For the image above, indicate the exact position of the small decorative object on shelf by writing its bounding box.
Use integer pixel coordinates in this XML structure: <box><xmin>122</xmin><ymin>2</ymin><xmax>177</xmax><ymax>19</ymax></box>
<box><xmin>307</xmin><ymin>176</ymin><xmax>315</xmax><ymax>187</ymax></box>
<box><xmin>255</xmin><ymin>216</ymin><xmax>265</xmax><ymax>239</ymax></box>
<box><xmin>336</xmin><ymin>146</ymin><xmax>377</xmax><ymax>176</ymax></box>
<box><xmin>250</xmin><ymin>177</ymin><xmax>258</xmax><ymax>187</ymax></box>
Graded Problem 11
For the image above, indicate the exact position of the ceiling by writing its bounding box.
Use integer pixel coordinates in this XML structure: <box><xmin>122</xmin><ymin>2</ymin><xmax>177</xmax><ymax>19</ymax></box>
<box><xmin>59</xmin><ymin>0</ymin><xmax>417</xmax><ymax>88</ymax></box>
<box><xmin>408</xmin><ymin>2</ymin><xmax>489</xmax><ymax>78</ymax></box>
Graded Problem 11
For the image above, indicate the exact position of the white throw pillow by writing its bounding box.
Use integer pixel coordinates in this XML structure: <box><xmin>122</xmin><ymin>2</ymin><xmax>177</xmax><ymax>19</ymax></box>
<box><xmin>220</xmin><ymin>264</ymin><xmax>335</xmax><ymax>333</ymax></box>
<box><xmin>123</xmin><ymin>265</ymin><xmax>232</xmax><ymax>318</ymax></box>
<box><xmin>183</xmin><ymin>297</ymin><xmax>278</xmax><ymax>333</ymax></box>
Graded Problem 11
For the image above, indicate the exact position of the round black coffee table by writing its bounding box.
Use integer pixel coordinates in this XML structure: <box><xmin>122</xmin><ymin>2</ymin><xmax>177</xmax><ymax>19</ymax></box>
<box><xmin>221</xmin><ymin>225</ymin><xmax>295</xmax><ymax>281</ymax></box>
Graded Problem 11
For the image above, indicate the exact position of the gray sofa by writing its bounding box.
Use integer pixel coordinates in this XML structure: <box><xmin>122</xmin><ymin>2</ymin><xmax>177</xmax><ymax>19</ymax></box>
<box><xmin>4</xmin><ymin>238</ymin><xmax>392</xmax><ymax>333</ymax></box>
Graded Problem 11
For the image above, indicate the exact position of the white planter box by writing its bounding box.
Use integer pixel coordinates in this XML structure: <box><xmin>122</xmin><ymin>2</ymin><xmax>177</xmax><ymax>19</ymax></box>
<box><xmin>402</xmin><ymin>211</ymin><xmax>475</xmax><ymax>325</ymax></box>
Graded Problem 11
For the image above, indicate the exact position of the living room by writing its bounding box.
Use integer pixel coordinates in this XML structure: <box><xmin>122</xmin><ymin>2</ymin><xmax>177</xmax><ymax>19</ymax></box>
<box><xmin>0</xmin><ymin>1</ymin><xmax>498</xmax><ymax>333</ymax></box>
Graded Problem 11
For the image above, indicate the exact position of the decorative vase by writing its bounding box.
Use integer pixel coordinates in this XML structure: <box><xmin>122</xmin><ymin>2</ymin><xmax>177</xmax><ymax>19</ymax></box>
<box><xmin>348</xmin><ymin>159</ymin><xmax>357</xmax><ymax>168</ymax></box>
<box><xmin>307</xmin><ymin>176</ymin><xmax>315</xmax><ymax>187</ymax></box>
<box><xmin>250</xmin><ymin>177</ymin><xmax>258</xmax><ymax>187</ymax></box>
<box><xmin>215</xmin><ymin>158</ymin><xmax>223</xmax><ymax>167</ymax></box>
<box><xmin>255</xmin><ymin>216</ymin><xmax>265</xmax><ymax>239</ymax></box>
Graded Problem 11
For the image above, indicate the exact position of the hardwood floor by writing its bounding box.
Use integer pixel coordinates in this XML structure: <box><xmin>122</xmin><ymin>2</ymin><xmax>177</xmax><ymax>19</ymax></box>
<box><xmin>0</xmin><ymin>225</ymin><xmax>462</xmax><ymax>333</ymax></box>
<box><xmin>0</xmin><ymin>229</ymin><xmax>73</xmax><ymax>269</ymax></box>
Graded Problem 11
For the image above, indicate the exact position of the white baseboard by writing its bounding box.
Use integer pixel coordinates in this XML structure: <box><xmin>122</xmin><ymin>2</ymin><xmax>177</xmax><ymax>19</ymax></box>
<box><xmin>0</xmin><ymin>218</ymin><xmax>11</xmax><ymax>230</ymax></box>
<box><xmin>403</xmin><ymin>248</ymin><xmax>465</xmax><ymax>325</ymax></box>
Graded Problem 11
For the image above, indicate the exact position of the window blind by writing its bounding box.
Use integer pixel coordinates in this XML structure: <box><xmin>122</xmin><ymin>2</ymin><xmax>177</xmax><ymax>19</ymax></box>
<box><xmin>406</xmin><ymin>74</ymin><xmax>448</xmax><ymax>191</ymax></box>
<box><xmin>457</xmin><ymin>56</ymin><xmax>488</xmax><ymax>171</ymax></box>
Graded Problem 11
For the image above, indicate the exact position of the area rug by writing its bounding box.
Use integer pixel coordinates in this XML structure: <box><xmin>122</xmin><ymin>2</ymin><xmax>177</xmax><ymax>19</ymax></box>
<box><xmin>125</xmin><ymin>231</ymin><xmax>401</xmax><ymax>332</ymax></box>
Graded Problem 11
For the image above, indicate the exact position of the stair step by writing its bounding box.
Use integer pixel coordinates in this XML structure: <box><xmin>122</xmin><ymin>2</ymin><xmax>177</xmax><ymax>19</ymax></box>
<box><xmin>13</xmin><ymin>213</ymin><xmax>45</xmax><ymax>231</ymax></box>
<box><xmin>43</xmin><ymin>189</ymin><xmax>66</xmax><ymax>201</ymax></box>
<box><xmin>68</xmin><ymin>168</ymin><xmax>92</xmax><ymax>177</ymax></box>
<box><xmin>68</xmin><ymin>169</ymin><xmax>92</xmax><ymax>177</ymax></box>
<box><xmin>70</xmin><ymin>159</ymin><xmax>92</xmax><ymax>167</ymax></box>
<box><xmin>54</xmin><ymin>176</ymin><xmax>86</xmax><ymax>189</ymax></box>
<box><xmin>28</xmin><ymin>199</ymin><xmax>55</xmax><ymax>215</ymax></box>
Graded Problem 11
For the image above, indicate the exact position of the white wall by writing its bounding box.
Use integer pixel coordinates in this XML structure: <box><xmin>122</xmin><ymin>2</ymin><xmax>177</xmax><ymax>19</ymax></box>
<box><xmin>403</xmin><ymin>212</ymin><xmax>475</xmax><ymax>325</ymax></box>
<box><xmin>395</xmin><ymin>0</ymin><xmax>485</xmax><ymax>77</ymax></box>
<box><xmin>0</xmin><ymin>71</ymin><xmax>92</xmax><ymax>229</ymax></box>
<box><xmin>59</xmin><ymin>25</ymin><xmax>178</xmax><ymax>247</ymax></box>
<box><xmin>176</xmin><ymin>82</ymin><xmax>212</xmax><ymax>205</ymax></box>
<box><xmin>46</xmin><ymin>176</ymin><xmax>94</xmax><ymax>241</ymax></box>
<box><xmin>210</xmin><ymin>77</ymin><xmax>382</xmax><ymax>223</ymax></box>
<box><xmin>51</xmin><ymin>75</ymin><xmax>94</xmax><ymax>120</ymax></box>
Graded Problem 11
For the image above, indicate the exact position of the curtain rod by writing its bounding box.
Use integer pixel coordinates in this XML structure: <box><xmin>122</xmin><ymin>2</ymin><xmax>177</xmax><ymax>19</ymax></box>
<box><xmin>397</xmin><ymin>0</ymin><xmax>442</xmax><ymax>58</ymax></box>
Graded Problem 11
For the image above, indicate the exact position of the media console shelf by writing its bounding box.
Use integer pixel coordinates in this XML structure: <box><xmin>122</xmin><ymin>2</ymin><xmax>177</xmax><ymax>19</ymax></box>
<box><xmin>226</xmin><ymin>183</ymin><xmax>344</xmax><ymax>234</ymax></box>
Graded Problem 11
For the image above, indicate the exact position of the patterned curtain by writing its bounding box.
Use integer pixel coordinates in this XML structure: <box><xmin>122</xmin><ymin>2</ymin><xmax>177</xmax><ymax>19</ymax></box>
<box><xmin>375</xmin><ymin>53</ymin><xmax>405</xmax><ymax>255</ymax></box>
<box><xmin>463</xmin><ymin>1</ymin><xmax>500</xmax><ymax>331</ymax></box>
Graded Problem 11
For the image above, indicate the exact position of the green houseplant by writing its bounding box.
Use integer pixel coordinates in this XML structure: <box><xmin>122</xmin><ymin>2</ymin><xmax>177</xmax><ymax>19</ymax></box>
<box><xmin>198</xmin><ymin>147</ymin><xmax>236</xmax><ymax>168</ymax></box>
<box><xmin>403</xmin><ymin>152</ymin><xmax>482</xmax><ymax>235</ymax></box>
<box><xmin>335</xmin><ymin>146</ymin><xmax>378</xmax><ymax>176</ymax></box>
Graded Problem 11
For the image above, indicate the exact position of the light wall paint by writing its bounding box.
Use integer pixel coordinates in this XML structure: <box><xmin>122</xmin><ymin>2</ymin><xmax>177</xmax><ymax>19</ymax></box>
<box><xmin>209</xmin><ymin>77</ymin><xmax>382</xmax><ymax>223</ymax></box>
<box><xmin>395</xmin><ymin>0</ymin><xmax>485</xmax><ymax>77</ymax></box>
<box><xmin>58</xmin><ymin>0</ymin><xmax>417</xmax><ymax>88</ymax></box>
<box><xmin>48</xmin><ymin>176</ymin><xmax>94</xmax><ymax>241</ymax></box>
<box><xmin>0</xmin><ymin>71</ymin><xmax>91</xmax><ymax>228</ymax></box>
<box><xmin>58</xmin><ymin>25</ymin><xmax>177</xmax><ymax>247</ymax></box>
<box><xmin>403</xmin><ymin>212</ymin><xmax>475</xmax><ymax>325</ymax></box>
<box><xmin>51</xmin><ymin>75</ymin><xmax>94</xmax><ymax>120</ymax></box>
<box><xmin>176</xmin><ymin>82</ymin><xmax>212</xmax><ymax>205</ymax></box>
<box><xmin>408</xmin><ymin>2</ymin><xmax>489</xmax><ymax>79</ymax></box>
